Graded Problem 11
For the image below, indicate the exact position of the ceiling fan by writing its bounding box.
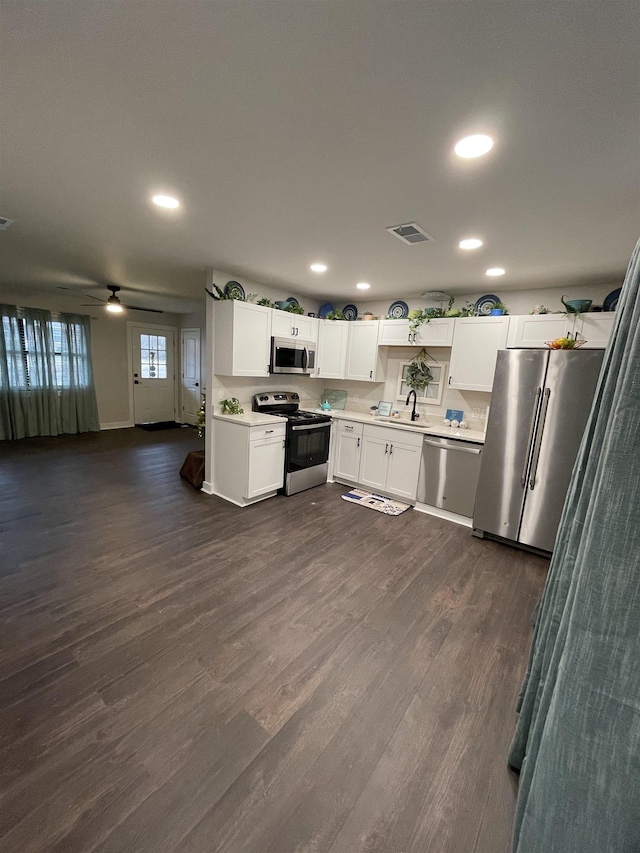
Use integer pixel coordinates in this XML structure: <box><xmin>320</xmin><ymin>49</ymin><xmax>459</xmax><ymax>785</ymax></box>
<box><xmin>59</xmin><ymin>284</ymin><xmax>163</xmax><ymax>313</ymax></box>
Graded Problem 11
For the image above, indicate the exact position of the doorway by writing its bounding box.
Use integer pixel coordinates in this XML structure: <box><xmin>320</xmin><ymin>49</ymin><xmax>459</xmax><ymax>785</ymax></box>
<box><xmin>129</xmin><ymin>323</ymin><xmax>177</xmax><ymax>424</ymax></box>
<box><xmin>181</xmin><ymin>328</ymin><xmax>201</xmax><ymax>425</ymax></box>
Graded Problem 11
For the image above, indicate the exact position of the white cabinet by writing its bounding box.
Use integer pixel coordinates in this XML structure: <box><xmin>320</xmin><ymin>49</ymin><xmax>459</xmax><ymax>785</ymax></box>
<box><xmin>271</xmin><ymin>311</ymin><xmax>317</xmax><ymax>342</ymax></box>
<box><xmin>345</xmin><ymin>321</ymin><xmax>384</xmax><ymax>381</ymax></box>
<box><xmin>378</xmin><ymin>318</ymin><xmax>454</xmax><ymax>347</ymax></box>
<box><xmin>332</xmin><ymin>420</ymin><xmax>363</xmax><ymax>481</ymax></box>
<box><xmin>213</xmin><ymin>301</ymin><xmax>271</xmax><ymax>377</ymax></box>
<box><xmin>574</xmin><ymin>313</ymin><xmax>614</xmax><ymax>349</ymax></box>
<box><xmin>358</xmin><ymin>424</ymin><xmax>423</xmax><ymax>501</ymax></box>
<box><xmin>211</xmin><ymin>418</ymin><xmax>286</xmax><ymax>507</ymax></box>
<box><xmin>449</xmin><ymin>316</ymin><xmax>510</xmax><ymax>392</ymax></box>
<box><xmin>507</xmin><ymin>313</ymin><xmax>614</xmax><ymax>349</ymax></box>
<box><xmin>315</xmin><ymin>319</ymin><xmax>349</xmax><ymax>379</ymax></box>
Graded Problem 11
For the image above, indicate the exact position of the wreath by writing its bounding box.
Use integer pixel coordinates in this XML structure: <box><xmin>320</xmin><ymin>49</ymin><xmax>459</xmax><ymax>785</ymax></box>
<box><xmin>405</xmin><ymin>348</ymin><xmax>433</xmax><ymax>391</ymax></box>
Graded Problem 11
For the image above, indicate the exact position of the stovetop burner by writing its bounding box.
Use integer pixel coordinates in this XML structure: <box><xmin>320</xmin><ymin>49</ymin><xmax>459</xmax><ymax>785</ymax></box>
<box><xmin>252</xmin><ymin>392</ymin><xmax>331</xmax><ymax>426</ymax></box>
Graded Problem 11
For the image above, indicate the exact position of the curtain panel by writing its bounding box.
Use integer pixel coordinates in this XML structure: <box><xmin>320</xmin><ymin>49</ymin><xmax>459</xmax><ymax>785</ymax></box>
<box><xmin>0</xmin><ymin>305</ymin><xmax>100</xmax><ymax>440</ymax></box>
<box><xmin>509</xmin><ymin>238</ymin><xmax>640</xmax><ymax>852</ymax></box>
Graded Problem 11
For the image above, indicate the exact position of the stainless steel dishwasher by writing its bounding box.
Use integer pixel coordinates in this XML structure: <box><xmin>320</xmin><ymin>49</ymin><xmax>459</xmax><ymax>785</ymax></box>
<box><xmin>417</xmin><ymin>435</ymin><xmax>483</xmax><ymax>517</ymax></box>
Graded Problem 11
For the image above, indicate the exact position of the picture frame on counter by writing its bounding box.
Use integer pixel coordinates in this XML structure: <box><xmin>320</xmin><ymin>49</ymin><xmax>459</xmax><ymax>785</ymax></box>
<box><xmin>397</xmin><ymin>361</ymin><xmax>447</xmax><ymax>406</ymax></box>
<box><xmin>376</xmin><ymin>400</ymin><xmax>393</xmax><ymax>417</ymax></box>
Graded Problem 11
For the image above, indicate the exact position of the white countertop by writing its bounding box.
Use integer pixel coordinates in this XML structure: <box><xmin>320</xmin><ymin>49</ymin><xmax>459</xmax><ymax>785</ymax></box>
<box><xmin>212</xmin><ymin>410</ymin><xmax>285</xmax><ymax>427</ymax></box>
<box><xmin>322</xmin><ymin>409</ymin><xmax>486</xmax><ymax>444</ymax></box>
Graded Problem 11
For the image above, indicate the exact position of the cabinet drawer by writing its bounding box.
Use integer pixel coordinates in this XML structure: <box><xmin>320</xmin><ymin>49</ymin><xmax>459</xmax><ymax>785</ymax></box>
<box><xmin>363</xmin><ymin>423</ymin><xmax>424</xmax><ymax>448</ymax></box>
<box><xmin>337</xmin><ymin>420</ymin><xmax>363</xmax><ymax>437</ymax></box>
<box><xmin>249</xmin><ymin>424</ymin><xmax>286</xmax><ymax>442</ymax></box>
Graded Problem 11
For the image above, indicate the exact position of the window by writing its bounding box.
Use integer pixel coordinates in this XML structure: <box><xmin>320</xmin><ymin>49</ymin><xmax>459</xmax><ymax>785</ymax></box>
<box><xmin>396</xmin><ymin>361</ymin><xmax>447</xmax><ymax>406</ymax></box>
<box><xmin>140</xmin><ymin>333</ymin><xmax>167</xmax><ymax>379</ymax></box>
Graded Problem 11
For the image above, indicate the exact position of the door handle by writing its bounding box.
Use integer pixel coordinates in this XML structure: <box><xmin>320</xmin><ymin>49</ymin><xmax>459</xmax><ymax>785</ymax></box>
<box><xmin>529</xmin><ymin>388</ymin><xmax>551</xmax><ymax>489</ymax></box>
<box><xmin>134</xmin><ymin>380</ymin><xmax>139</xmax><ymax>384</ymax></box>
<box><xmin>265</xmin><ymin>430</ymin><xmax>274</xmax><ymax>434</ymax></box>
<box><xmin>389</xmin><ymin>444</ymin><xmax>393</xmax><ymax>455</ymax></box>
<box><xmin>385</xmin><ymin>443</ymin><xmax>389</xmax><ymax>454</ymax></box>
<box><xmin>195</xmin><ymin>382</ymin><xmax>199</xmax><ymax>387</ymax></box>
<box><xmin>357</xmin><ymin>437</ymin><xmax>360</xmax><ymax>448</ymax></box>
<box><xmin>521</xmin><ymin>387</ymin><xmax>542</xmax><ymax>487</ymax></box>
<box><xmin>369</xmin><ymin>370</ymin><xmax>373</xmax><ymax>379</ymax></box>
<box><xmin>423</xmin><ymin>439</ymin><xmax>481</xmax><ymax>454</ymax></box>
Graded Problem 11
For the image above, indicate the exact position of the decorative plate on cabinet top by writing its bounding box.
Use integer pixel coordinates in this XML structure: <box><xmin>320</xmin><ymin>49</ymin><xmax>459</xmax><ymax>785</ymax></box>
<box><xmin>475</xmin><ymin>294</ymin><xmax>500</xmax><ymax>315</ymax></box>
<box><xmin>342</xmin><ymin>304</ymin><xmax>358</xmax><ymax>321</ymax></box>
<box><xmin>603</xmin><ymin>287</ymin><xmax>621</xmax><ymax>312</ymax></box>
<box><xmin>318</xmin><ymin>302</ymin><xmax>334</xmax><ymax>318</ymax></box>
<box><xmin>285</xmin><ymin>296</ymin><xmax>299</xmax><ymax>307</ymax></box>
<box><xmin>224</xmin><ymin>281</ymin><xmax>245</xmax><ymax>300</ymax></box>
<box><xmin>388</xmin><ymin>300</ymin><xmax>409</xmax><ymax>319</ymax></box>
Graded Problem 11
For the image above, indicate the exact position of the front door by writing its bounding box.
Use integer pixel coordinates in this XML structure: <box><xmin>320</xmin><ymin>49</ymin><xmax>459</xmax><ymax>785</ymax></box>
<box><xmin>181</xmin><ymin>328</ymin><xmax>201</xmax><ymax>424</ymax></box>
<box><xmin>131</xmin><ymin>324</ymin><xmax>176</xmax><ymax>424</ymax></box>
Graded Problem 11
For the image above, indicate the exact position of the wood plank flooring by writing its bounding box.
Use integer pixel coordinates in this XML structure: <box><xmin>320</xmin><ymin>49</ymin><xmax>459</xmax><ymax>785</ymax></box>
<box><xmin>0</xmin><ymin>427</ymin><xmax>548</xmax><ymax>852</ymax></box>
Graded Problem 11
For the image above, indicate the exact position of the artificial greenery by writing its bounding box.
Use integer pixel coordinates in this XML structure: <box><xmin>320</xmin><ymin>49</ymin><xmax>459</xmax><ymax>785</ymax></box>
<box><xmin>205</xmin><ymin>284</ymin><xmax>232</xmax><ymax>300</ymax></box>
<box><xmin>281</xmin><ymin>302</ymin><xmax>304</xmax><ymax>315</ymax></box>
<box><xmin>257</xmin><ymin>297</ymin><xmax>272</xmax><ymax>307</ymax></box>
<box><xmin>404</xmin><ymin>348</ymin><xmax>434</xmax><ymax>391</ymax></box>
<box><xmin>220</xmin><ymin>397</ymin><xmax>244</xmax><ymax>415</ymax></box>
<box><xmin>196</xmin><ymin>393</ymin><xmax>206</xmax><ymax>438</ymax></box>
<box><xmin>326</xmin><ymin>310</ymin><xmax>345</xmax><ymax>320</ymax></box>
<box><xmin>492</xmin><ymin>302</ymin><xmax>509</xmax><ymax>314</ymax></box>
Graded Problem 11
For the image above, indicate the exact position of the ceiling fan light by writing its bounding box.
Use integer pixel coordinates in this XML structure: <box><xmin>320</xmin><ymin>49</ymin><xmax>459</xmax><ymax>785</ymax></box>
<box><xmin>106</xmin><ymin>295</ymin><xmax>124</xmax><ymax>313</ymax></box>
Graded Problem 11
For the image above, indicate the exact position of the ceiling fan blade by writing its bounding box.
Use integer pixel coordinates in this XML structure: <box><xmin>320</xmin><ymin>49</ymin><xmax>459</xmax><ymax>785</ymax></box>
<box><xmin>122</xmin><ymin>304</ymin><xmax>164</xmax><ymax>313</ymax></box>
<box><xmin>81</xmin><ymin>301</ymin><xmax>107</xmax><ymax>306</ymax></box>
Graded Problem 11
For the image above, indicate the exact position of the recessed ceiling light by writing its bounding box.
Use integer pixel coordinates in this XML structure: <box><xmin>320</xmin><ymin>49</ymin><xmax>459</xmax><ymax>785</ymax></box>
<box><xmin>486</xmin><ymin>267</ymin><xmax>506</xmax><ymax>276</ymax></box>
<box><xmin>454</xmin><ymin>134</ymin><xmax>494</xmax><ymax>159</ymax></box>
<box><xmin>459</xmin><ymin>238</ymin><xmax>483</xmax><ymax>250</ymax></box>
<box><xmin>152</xmin><ymin>194</ymin><xmax>180</xmax><ymax>209</ymax></box>
<box><xmin>356</xmin><ymin>282</ymin><xmax>371</xmax><ymax>290</ymax></box>
<box><xmin>310</xmin><ymin>263</ymin><xmax>327</xmax><ymax>273</ymax></box>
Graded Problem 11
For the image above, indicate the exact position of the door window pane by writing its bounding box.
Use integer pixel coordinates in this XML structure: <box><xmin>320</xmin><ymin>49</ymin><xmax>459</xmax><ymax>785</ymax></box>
<box><xmin>140</xmin><ymin>334</ymin><xmax>168</xmax><ymax>380</ymax></box>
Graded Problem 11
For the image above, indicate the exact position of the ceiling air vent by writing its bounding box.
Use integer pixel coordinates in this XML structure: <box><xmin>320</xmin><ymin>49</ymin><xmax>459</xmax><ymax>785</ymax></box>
<box><xmin>386</xmin><ymin>222</ymin><xmax>434</xmax><ymax>245</ymax></box>
<box><xmin>0</xmin><ymin>217</ymin><xmax>14</xmax><ymax>231</ymax></box>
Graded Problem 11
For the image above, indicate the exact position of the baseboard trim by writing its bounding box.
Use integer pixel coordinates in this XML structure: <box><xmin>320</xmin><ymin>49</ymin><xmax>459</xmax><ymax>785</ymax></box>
<box><xmin>100</xmin><ymin>421</ymin><xmax>135</xmax><ymax>431</ymax></box>
<box><xmin>413</xmin><ymin>502</ymin><xmax>472</xmax><ymax>528</ymax></box>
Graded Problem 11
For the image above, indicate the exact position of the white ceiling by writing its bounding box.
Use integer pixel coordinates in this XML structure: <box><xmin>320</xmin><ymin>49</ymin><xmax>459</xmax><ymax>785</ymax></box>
<box><xmin>1</xmin><ymin>1</ymin><xmax>639</xmax><ymax>312</ymax></box>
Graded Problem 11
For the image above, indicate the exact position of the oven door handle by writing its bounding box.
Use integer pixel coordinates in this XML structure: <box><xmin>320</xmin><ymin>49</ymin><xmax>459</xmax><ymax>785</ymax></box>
<box><xmin>291</xmin><ymin>422</ymin><xmax>330</xmax><ymax>431</ymax></box>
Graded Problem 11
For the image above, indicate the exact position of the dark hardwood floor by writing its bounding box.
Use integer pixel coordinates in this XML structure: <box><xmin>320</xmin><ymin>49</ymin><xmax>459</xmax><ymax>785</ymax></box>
<box><xmin>0</xmin><ymin>427</ymin><xmax>548</xmax><ymax>853</ymax></box>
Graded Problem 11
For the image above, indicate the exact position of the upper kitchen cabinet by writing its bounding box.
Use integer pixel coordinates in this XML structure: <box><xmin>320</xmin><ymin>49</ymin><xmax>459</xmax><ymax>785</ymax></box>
<box><xmin>449</xmin><ymin>316</ymin><xmax>510</xmax><ymax>392</ymax></box>
<box><xmin>213</xmin><ymin>300</ymin><xmax>272</xmax><ymax>376</ymax></box>
<box><xmin>314</xmin><ymin>319</ymin><xmax>348</xmax><ymax>379</ymax></box>
<box><xmin>507</xmin><ymin>313</ymin><xmax>614</xmax><ymax>349</ymax></box>
<box><xmin>378</xmin><ymin>318</ymin><xmax>454</xmax><ymax>347</ymax></box>
<box><xmin>345</xmin><ymin>321</ymin><xmax>385</xmax><ymax>381</ymax></box>
<box><xmin>271</xmin><ymin>311</ymin><xmax>318</xmax><ymax>342</ymax></box>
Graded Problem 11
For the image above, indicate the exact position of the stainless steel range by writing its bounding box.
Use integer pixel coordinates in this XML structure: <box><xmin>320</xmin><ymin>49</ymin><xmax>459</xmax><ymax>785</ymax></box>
<box><xmin>252</xmin><ymin>391</ymin><xmax>332</xmax><ymax>496</ymax></box>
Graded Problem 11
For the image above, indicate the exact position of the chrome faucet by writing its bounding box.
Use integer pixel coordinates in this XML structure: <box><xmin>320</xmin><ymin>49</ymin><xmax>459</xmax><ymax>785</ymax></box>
<box><xmin>405</xmin><ymin>389</ymin><xmax>419</xmax><ymax>421</ymax></box>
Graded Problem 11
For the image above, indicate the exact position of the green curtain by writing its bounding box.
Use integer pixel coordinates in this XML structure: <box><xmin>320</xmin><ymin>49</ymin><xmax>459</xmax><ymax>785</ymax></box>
<box><xmin>509</xmin><ymin>238</ymin><xmax>640</xmax><ymax>852</ymax></box>
<box><xmin>0</xmin><ymin>305</ymin><xmax>100</xmax><ymax>440</ymax></box>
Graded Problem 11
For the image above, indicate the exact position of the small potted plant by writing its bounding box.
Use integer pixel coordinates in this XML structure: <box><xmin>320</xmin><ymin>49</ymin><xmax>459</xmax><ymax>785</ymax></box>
<box><xmin>490</xmin><ymin>302</ymin><xmax>509</xmax><ymax>316</ymax></box>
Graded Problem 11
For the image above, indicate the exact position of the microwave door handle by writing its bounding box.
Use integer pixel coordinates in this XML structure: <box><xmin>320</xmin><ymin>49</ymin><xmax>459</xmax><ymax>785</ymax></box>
<box><xmin>301</xmin><ymin>347</ymin><xmax>308</xmax><ymax>371</ymax></box>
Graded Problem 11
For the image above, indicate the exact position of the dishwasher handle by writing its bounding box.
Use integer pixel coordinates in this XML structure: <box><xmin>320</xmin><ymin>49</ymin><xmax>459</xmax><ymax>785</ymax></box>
<box><xmin>423</xmin><ymin>439</ymin><xmax>481</xmax><ymax>455</ymax></box>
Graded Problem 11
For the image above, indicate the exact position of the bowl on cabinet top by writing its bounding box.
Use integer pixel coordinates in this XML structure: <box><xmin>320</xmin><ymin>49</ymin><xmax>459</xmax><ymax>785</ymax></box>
<box><xmin>561</xmin><ymin>297</ymin><xmax>592</xmax><ymax>314</ymax></box>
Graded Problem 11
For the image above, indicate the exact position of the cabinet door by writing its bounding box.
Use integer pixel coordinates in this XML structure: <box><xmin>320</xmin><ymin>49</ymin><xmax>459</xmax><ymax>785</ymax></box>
<box><xmin>316</xmin><ymin>320</ymin><xmax>348</xmax><ymax>379</ymax></box>
<box><xmin>346</xmin><ymin>322</ymin><xmax>380</xmax><ymax>381</ymax></box>
<box><xmin>413</xmin><ymin>319</ymin><xmax>454</xmax><ymax>347</ymax></box>
<box><xmin>507</xmin><ymin>314</ymin><xmax>579</xmax><ymax>348</ymax></box>
<box><xmin>385</xmin><ymin>440</ymin><xmax>422</xmax><ymax>501</ymax></box>
<box><xmin>247</xmin><ymin>437</ymin><xmax>285</xmax><ymax>498</ymax></box>
<box><xmin>449</xmin><ymin>317</ymin><xmax>510</xmax><ymax>392</ymax></box>
<box><xmin>579</xmin><ymin>314</ymin><xmax>614</xmax><ymax>349</ymax></box>
<box><xmin>294</xmin><ymin>314</ymin><xmax>318</xmax><ymax>342</ymax></box>
<box><xmin>334</xmin><ymin>430</ymin><xmax>362</xmax><ymax>481</ymax></box>
<box><xmin>378</xmin><ymin>320</ymin><xmax>413</xmax><ymax>346</ymax></box>
<box><xmin>358</xmin><ymin>433</ymin><xmax>389</xmax><ymax>491</ymax></box>
<box><xmin>271</xmin><ymin>311</ymin><xmax>297</xmax><ymax>338</ymax></box>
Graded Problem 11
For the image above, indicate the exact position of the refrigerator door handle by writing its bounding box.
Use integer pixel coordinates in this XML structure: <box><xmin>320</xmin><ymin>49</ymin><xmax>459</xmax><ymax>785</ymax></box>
<box><xmin>529</xmin><ymin>388</ymin><xmax>551</xmax><ymax>490</ymax></box>
<box><xmin>521</xmin><ymin>387</ymin><xmax>542</xmax><ymax>488</ymax></box>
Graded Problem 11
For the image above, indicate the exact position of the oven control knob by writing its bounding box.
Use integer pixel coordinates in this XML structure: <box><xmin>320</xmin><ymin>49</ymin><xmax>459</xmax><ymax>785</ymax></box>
<box><xmin>292</xmin><ymin>393</ymin><xmax>299</xmax><ymax>399</ymax></box>
<box><xmin>259</xmin><ymin>395</ymin><xmax>268</xmax><ymax>401</ymax></box>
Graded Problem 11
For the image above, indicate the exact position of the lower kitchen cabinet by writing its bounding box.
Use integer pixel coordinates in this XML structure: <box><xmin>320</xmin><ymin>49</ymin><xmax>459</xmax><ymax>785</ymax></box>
<box><xmin>358</xmin><ymin>424</ymin><xmax>423</xmax><ymax>501</ymax></box>
<box><xmin>448</xmin><ymin>316</ymin><xmax>510</xmax><ymax>392</ymax></box>
<box><xmin>333</xmin><ymin>420</ymin><xmax>363</xmax><ymax>481</ymax></box>
<box><xmin>212</xmin><ymin>418</ymin><xmax>286</xmax><ymax>506</ymax></box>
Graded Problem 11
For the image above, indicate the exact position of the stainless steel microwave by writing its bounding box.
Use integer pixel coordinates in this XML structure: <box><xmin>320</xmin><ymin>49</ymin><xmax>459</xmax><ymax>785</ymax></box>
<box><xmin>270</xmin><ymin>337</ymin><xmax>316</xmax><ymax>375</ymax></box>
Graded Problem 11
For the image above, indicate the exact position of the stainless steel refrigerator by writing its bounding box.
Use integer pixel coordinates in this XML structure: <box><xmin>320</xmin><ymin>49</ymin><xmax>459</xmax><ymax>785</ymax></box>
<box><xmin>473</xmin><ymin>348</ymin><xmax>604</xmax><ymax>553</ymax></box>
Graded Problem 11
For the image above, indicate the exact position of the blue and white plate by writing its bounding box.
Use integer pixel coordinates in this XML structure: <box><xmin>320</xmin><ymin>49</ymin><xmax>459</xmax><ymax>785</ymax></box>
<box><xmin>318</xmin><ymin>302</ymin><xmax>334</xmax><ymax>318</ymax></box>
<box><xmin>603</xmin><ymin>287</ymin><xmax>621</xmax><ymax>312</ymax></box>
<box><xmin>224</xmin><ymin>280</ymin><xmax>245</xmax><ymax>300</ymax></box>
<box><xmin>475</xmin><ymin>294</ymin><xmax>500</xmax><ymax>316</ymax></box>
<box><xmin>342</xmin><ymin>304</ymin><xmax>358</xmax><ymax>321</ymax></box>
<box><xmin>286</xmin><ymin>297</ymin><xmax>299</xmax><ymax>307</ymax></box>
<box><xmin>388</xmin><ymin>300</ymin><xmax>409</xmax><ymax>319</ymax></box>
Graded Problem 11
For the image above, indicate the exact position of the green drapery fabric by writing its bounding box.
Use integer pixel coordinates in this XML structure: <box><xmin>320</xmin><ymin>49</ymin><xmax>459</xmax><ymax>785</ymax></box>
<box><xmin>0</xmin><ymin>305</ymin><xmax>100</xmax><ymax>440</ymax></box>
<box><xmin>509</xmin><ymin>238</ymin><xmax>640</xmax><ymax>852</ymax></box>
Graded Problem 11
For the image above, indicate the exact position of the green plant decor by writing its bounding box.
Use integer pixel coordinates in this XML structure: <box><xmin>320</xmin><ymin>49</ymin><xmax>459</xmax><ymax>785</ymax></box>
<box><xmin>326</xmin><ymin>310</ymin><xmax>345</xmax><ymax>320</ymax></box>
<box><xmin>283</xmin><ymin>302</ymin><xmax>305</xmax><ymax>315</ymax></box>
<box><xmin>405</xmin><ymin>348</ymin><xmax>433</xmax><ymax>391</ymax></box>
<box><xmin>205</xmin><ymin>284</ymin><xmax>232</xmax><ymax>301</ymax></box>
<box><xmin>257</xmin><ymin>297</ymin><xmax>273</xmax><ymax>307</ymax></box>
<box><xmin>196</xmin><ymin>393</ymin><xmax>206</xmax><ymax>438</ymax></box>
<box><xmin>493</xmin><ymin>302</ymin><xmax>509</xmax><ymax>315</ymax></box>
<box><xmin>220</xmin><ymin>397</ymin><xmax>244</xmax><ymax>415</ymax></box>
